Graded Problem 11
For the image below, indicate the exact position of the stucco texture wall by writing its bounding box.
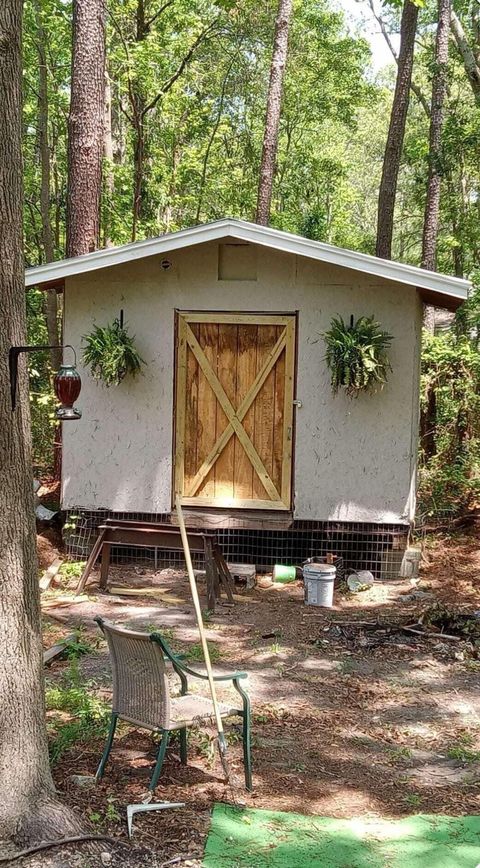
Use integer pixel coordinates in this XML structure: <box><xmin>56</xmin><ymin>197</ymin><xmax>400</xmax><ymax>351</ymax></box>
<box><xmin>62</xmin><ymin>240</ymin><xmax>422</xmax><ymax>523</ymax></box>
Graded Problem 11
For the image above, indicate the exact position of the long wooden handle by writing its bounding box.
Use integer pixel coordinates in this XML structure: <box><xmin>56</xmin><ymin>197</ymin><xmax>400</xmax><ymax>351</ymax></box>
<box><xmin>175</xmin><ymin>497</ymin><xmax>225</xmax><ymax>738</ymax></box>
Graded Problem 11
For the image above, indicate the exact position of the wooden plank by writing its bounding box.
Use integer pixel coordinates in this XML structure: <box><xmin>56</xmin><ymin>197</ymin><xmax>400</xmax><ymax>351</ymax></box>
<box><xmin>281</xmin><ymin>317</ymin><xmax>296</xmax><ymax>508</ymax></box>
<box><xmin>203</xmin><ymin>535</ymin><xmax>217</xmax><ymax>611</ymax></box>
<box><xmin>43</xmin><ymin>633</ymin><xmax>77</xmax><ymax>666</ymax></box>
<box><xmin>196</xmin><ymin>321</ymin><xmax>218</xmax><ymax>499</ymax></box>
<box><xmin>39</xmin><ymin>557</ymin><xmax>63</xmax><ymax>592</ymax></box>
<box><xmin>75</xmin><ymin>526</ymin><xmax>107</xmax><ymax>594</ymax></box>
<box><xmin>184</xmin><ymin>320</ymin><xmax>199</xmax><ymax>489</ymax></box>
<box><xmin>187</xmin><ymin>329</ymin><xmax>285</xmax><ymax>498</ymax></box>
<box><xmin>234</xmin><ymin>323</ymin><xmax>256</xmax><ymax>500</ymax></box>
<box><xmin>252</xmin><ymin>324</ymin><xmax>277</xmax><ymax>501</ymax></box>
<box><xmin>99</xmin><ymin>525</ymin><xmax>207</xmax><ymax>551</ymax></box>
<box><xmin>109</xmin><ymin>587</ymin><xmax>185</xmax><ymax>605</ymax></box>
<box><xmin>171</xmin><ymin>509</ymin><xmax>293</xmax><ymax>529</ymax></box>
<box><xmin>184</xmin><ymin>312</ymin><xmax>291</xmax><ymax>326</ymax></box>
<box><xmin>214</xmin><ymin>323</ymin><xmax>237</xmax><ymax>501</ymax></box>
<box><xmin>180</xmin><ymin>495</ymin><xmax>290</xmax><ymax>510</ymax></box>
<box><xmin>213</xmin><ymin>545</ymin><xmax>235</xmax><ymax>603</ymax></box>
<box><xmin>186</xmin><ymin>325</ymin><xmax>281</xmax><ymax>502</ymax></box>
<box><xmin>272</xmin><ymin>326</ymin><xmax>285</xmax><ymax>496</ymax></box>
<box><xmin>174</xmin><ymin>313</ymin><xmax>188</xmax><ymax>501</ymax></box>
<box><xmin>99</xmin><ymin>542</ymin><xmax>111</xmax><ymax>590</ymax></box>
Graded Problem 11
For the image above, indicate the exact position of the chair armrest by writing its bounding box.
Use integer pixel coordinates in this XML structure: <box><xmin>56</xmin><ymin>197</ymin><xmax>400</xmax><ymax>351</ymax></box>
<box><xmin>149</xmin><ymin>632</ymin><xmax>247</xmax><ymax>681</ymax></box>
<box><xmin>175</xmin><ymin>662</ymin><xmax>248</xmax><ymax>682</ymax></box>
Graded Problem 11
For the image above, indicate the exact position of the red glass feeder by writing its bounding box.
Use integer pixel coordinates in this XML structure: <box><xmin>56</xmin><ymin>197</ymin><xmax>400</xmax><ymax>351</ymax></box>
<box><xmin>54</xmin><ymin>363</ymin><xmax>82</xmax><ymax>420</ymax></box>
<box><xmin>9</xmin><ymin>343</ymin><xmax>82</xmax><ymax>420</ymax></box>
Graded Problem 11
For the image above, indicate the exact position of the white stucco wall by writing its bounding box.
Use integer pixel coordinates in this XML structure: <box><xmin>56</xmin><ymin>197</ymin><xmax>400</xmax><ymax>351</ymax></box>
<box><xmin>62</xmin><ymin>240</ymin><xmax>422</xmax><ymax>523</ymax></box>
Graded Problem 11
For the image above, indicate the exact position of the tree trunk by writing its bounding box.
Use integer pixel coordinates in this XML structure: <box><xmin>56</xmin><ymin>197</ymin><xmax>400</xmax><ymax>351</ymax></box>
<box><xmin>420</xmin><ymin>381</ymin><xmax>437</xmax><ymax>459</ymax></box>
<box><xmin>450</xmin><ymin>9</ymin><xmax>480</xmax><ymax>107</ymax></box>
<box><xmin>375</xmin><ymin>0</ymin><xmax>419</xmax><ymax>259</ymax></box>
<box><xmin>0</xmin><ymin>0</ymin><xmax>81</xmax><ymax>845</ymax></box>
<box><xmin>103</xmin><ymin>70</ymin><xmax>115</xmax><ymax>247</ymax></box>
<box><xmin>66</xmin><ymin>0</ymin><xmax>106</xmax><ymax>257</ymax></box>
<box><xmin>421</xmin><ymin>0</ymin><xmax>451</xmax><ymax>272</ymax></box>
<box><xmin>34</xmin><ymin>0</ymin><xmax>61</xmax><ymax>371</ymax></box>
<box><xmin>366</xmin><ymin>0</ymin><xmax>430</xmax><ymax>117</ymax></box>
<box><xmin>256</xmin><ymin>0</ymin><xmax>293</xmax><ymax>226</ymax></box>
<box><xmin>132</xmin><ymin>112</ymin><xmax>145</xmax><ymax>241</ymax></box>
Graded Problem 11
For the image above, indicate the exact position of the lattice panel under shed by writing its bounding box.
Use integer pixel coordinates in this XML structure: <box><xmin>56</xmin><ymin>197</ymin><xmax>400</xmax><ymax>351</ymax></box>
<box><xmin>64</xmin><ymin>509</ymin><xmax>409</xmax><ymax>579</ymax></box>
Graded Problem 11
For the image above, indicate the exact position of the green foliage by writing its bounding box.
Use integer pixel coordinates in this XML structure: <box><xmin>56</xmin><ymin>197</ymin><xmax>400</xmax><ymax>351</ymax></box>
<box><xmin>82</xmin><ymin>318</ymin><xmax>146</xmax><ymax>387</ymax></box>
<box><xmin>58</xmin><ymin>560</ymin><xmax>86</xmax><ymax>580</ymax></box>
<box><xmin>46</xmin><ymin>660</ymin><xmax>109</xmax><ymax>763</ymax></box>
<box><xmin>447</xmin><ymin>744</ymin><xmax>480</xmax><ymax>763</ymax></box>
<box><xmin>418</xmin><ymin>329</ymin><xmax>480</xmax><ymax>517</ymax></box>
<box><xmin>185</xmin><ymin>641</ymin><xmax>221</xmax><ymax>663</ymax></box>
<box><xmin>324</xmin><ymin>315</ymin><xmax>393</xmax><ymax>397</ymax></box>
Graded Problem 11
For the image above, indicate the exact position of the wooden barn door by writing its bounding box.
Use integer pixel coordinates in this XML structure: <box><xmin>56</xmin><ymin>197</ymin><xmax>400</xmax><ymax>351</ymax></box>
<box><xmin>174</xmin><ymin>312</ymin><xmax>296</xmax><ymax>510</ymax></box>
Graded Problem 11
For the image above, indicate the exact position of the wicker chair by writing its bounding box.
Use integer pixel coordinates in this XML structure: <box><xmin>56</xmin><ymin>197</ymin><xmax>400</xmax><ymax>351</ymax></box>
<box><xmin>94</xmin><ymin>617</ymin><xmax>252</xmax><ymax>791</ymax></box>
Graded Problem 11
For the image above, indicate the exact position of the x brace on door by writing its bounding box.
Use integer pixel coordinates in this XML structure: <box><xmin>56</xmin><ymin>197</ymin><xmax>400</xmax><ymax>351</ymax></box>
<box><xmin>185</xmin><ymin>324</ymin><xmax>286</xmax><ymax>501</ymax></box>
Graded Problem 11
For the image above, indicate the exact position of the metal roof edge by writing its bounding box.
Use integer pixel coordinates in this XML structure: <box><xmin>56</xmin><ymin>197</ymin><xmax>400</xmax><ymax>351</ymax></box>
<box><xmin>24</xmin><ymin>218</ymin><xmax>470</xmax><ymax>300</ymax></box>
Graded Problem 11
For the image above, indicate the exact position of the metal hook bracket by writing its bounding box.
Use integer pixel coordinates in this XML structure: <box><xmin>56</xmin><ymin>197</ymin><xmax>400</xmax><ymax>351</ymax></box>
<box><xmin>8</xmin><ymin>344</ymin><xmax>77</xmax><ymax>411</ymax></box>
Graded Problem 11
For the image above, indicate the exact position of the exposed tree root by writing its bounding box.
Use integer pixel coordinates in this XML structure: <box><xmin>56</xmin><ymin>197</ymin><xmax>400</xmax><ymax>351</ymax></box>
<box><xmin>0</xmin><ymin>834</ymin><xmax>117</xmax><ymax>863</ymax></box>
<box><xmin>13</xmin><ymin>795</ymin><xmax>93</xmax><ymax>850</ymax></box>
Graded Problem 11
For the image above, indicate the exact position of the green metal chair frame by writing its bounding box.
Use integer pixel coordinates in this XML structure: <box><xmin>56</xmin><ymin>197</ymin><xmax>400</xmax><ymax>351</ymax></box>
<box><xmin>94</xmin><ymin>616</ymin><xmax>252</xmax><ymax>791</ymax></box>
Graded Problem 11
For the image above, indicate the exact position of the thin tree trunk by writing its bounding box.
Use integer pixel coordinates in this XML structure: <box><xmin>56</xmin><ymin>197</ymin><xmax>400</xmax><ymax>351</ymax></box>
<box><xmin>132</xmin><ymin>113</ymin><xmax>145</xmax><ymax>241</ymax></box>
<box><xmin>450</xmin><ymin>9</ymin><xmax>480</xmax><ymax>107</ymax></box>
<box><xmin>0</xmin><ymin>0</ymin><xmax>81</xmax><ymax>844</ymax></box>
<box><xmin>420</xmin><ymin>382</ymin><xmax>437</xmax><ymax>459</ymax></box>
<box><xmin>66</xmin><ymin>0</ymin><xmax>106</xmax><ymax>257</ymax></box>
<box><xmin>131</xmin><ymin>0</ymin><xmax>148</xmax><ymax>240</ymax></box>
<box><xmin>103</xmin><ymin>70</ymin><xmax>115</xmax><ymax>247</ymax></box>
<box><xmin>195</xmin><ymin>65</ymin><xmax>232</xmax><ymax>224</ymax></box>
<box><xmin>366</xmin><ymin>0</ymin><xmax>430</xmax><ymax>116</ymax></box>
<box><xmin>421</xmin><ymin>0</ymin><xmax>451</xmax><ymax>272</ymax></box>
<box><xmin>376</xmin><ymin>0</ymin><xmax>419</xmax><ymax>259</ymax></box>
<box><xmin>34</xmin><ymin>0</ymin><xmax>61</xmax><ymax>371</ymax></box>
<box><xmin>256</xmin><ymin>0</ymin><xmax>293</xmax><ymax>225</ymax></box>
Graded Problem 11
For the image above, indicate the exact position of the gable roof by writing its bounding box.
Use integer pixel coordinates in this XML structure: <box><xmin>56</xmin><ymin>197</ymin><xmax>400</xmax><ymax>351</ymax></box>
<box><xmin>25</xmin><ymin>218</ymin><xmax>470</xmax><ymax>309</ymax></box>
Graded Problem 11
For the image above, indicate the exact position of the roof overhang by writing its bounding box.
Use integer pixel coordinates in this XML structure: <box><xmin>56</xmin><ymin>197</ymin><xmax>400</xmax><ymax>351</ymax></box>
<box><xmin>25</xmin><ymin>218</ymin><xmax>470</xmax><ymax>309</ymax></box>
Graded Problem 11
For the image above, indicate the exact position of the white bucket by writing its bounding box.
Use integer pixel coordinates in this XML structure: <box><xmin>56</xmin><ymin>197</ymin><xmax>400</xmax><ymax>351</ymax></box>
<box><xmin>303</xmin><ymin>562</ymin><xmax>336</xmax><ymax>607</ymax></box>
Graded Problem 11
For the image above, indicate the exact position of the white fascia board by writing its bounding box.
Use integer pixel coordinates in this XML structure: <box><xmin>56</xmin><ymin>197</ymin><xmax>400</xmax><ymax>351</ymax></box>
<box><xmin>25</xmin><ymin>218</ymin><xmax>470</xmax><ymax>301</ymax></box>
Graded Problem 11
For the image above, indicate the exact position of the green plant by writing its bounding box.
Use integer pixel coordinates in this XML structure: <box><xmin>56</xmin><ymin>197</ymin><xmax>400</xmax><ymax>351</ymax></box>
<box><xmin>82</xmin><ymin>317</ymin><xmax>145</xmax><ymax>387</ymax></box>
<box><xmin>447</xmin><ymin>743</ymin><xmax>480</xmax><ymax>763</ymax></box>
<box><xmin>63</xmin><ymin>630</ymin><xmax>95</xmax><ymax>659</ymax></box>
<box><xmin>324</xmin><ymin>315</ymin><xmax>393</xmax><ymax>397</ymax></box>
<box><xmin>193</xmin><ymin>729</ymin><xmax>216</xmax><ymax>766</ymax></box>
<box><xmin>59</xmin><ymin>560</ymin><xmax>86</xmax><ymax>579</ymax></box>
<box><xmin>45</xmin><ymin>661</ymin><xmax>109</xmax><ymax>762</ymax></box>
<box><xmin>105</xmin><ymin>797</ymin><xmax>121</xmax><ymax>823</ymax></box>
<box><xmin>185</xmin><ymin>641</ymin><xmax>221</xmax><ymax>663</ymax></box>
<box><xmin>403</xmin><ymin>793</ymin><xmax>422</xmax><ymax>808</ymax></box>
<box><xmin>338</xmin><ymin>658</ymin><xmax>355</xmax><ymax>675</ymax></box>
<box><xmin>387</xmin><ymin>746</ymin><xmax>412</xmax><ymax>763</ymax></box>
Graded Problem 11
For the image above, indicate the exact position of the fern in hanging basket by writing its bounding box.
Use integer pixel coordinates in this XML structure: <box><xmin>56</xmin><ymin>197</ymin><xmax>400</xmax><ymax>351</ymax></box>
<box><xmin>324</xmin><ymin>315</ymin><xmax>393</xmax><ymax>397</ymax></box>
<box><xmin>82</xmin><ymin>318</ymin><xmax>145</xmax><ymax>387</ymax></box>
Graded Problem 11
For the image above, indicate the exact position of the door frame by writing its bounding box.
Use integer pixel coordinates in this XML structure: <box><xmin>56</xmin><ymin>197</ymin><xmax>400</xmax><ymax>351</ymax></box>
<box><xmin>172</xmin><ymin>310</ymin><xmax>297</xmax><ymax>512</ymax></box>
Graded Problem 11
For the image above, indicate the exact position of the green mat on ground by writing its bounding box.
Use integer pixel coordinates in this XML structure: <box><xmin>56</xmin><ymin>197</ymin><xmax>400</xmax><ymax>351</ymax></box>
<box><xmin>203</xmin><ymin>803</ymin><xmax>480</xmax><ymax>867</ymax></box>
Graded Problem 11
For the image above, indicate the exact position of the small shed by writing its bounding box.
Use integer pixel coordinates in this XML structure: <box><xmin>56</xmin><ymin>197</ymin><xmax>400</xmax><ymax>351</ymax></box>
<box><xmin>26</xmin><ymin>220</ymin><xmax>469</xmax><ymax>573</ymax></box>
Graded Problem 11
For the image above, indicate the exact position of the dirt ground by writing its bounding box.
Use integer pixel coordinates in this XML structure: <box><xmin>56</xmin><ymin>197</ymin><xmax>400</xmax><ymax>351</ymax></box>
<box><xmin>32</xmin><ymin>527</ymin><xmax>480</xmax><ymax>867</ymax></box>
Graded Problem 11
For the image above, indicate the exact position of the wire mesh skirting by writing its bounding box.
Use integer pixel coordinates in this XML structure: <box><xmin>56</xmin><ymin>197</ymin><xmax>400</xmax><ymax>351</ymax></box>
<box><xmin>64</xmin><ymin>508</ymin><xmax>409</xmax><ymax>580</ymax></box>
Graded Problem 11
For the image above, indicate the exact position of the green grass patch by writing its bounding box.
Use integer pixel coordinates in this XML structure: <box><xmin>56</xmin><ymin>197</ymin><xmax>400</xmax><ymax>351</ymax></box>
<box><xmin>447</xmin><ymin>744</ymin><xmax>480</xmax><ymax>763</ymax></box>
<box><xmin>46</xmin><ymin>660</ymin><xmax>109</xmax><ymax>763</ymax></box>
<box><xmin>185</xmin><ymin>641</ymin><xmax>221</xmax><ymax>663</ymax></box>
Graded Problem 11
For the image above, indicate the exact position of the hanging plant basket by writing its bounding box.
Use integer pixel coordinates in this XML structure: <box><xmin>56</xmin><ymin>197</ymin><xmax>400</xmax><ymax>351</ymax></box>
<box><xmin>324</xmin><ymin>315</ymin><xmax>393</xmax><ymax>398</ymax></box>
<box><xmin>82</xmin><ymin>317</ymin><xmax>145</xmax><ymax>387</ymax></box>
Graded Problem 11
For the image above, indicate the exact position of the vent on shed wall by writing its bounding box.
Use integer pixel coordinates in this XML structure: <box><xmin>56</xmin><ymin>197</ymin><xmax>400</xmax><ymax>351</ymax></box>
<box><xmin>218</xmin><ymin>242</ymin><xmax>257</xmax><ymax>280</ymax></box>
